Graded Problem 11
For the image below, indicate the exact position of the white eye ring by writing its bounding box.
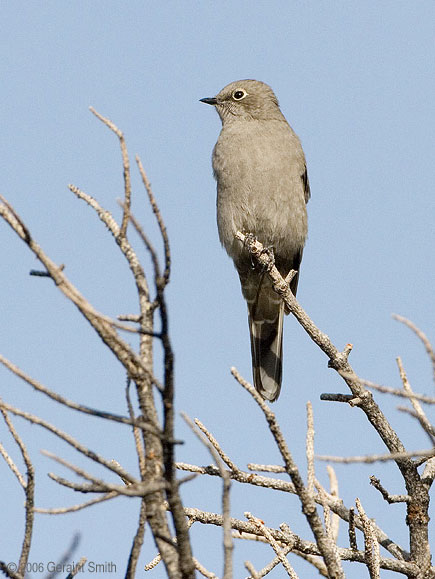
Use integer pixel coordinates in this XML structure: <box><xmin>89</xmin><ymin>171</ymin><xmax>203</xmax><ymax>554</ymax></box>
<box><xmin>232</xmin><ymin>89</ymin><xmax>248</xmax><ymax>101</ymax></box>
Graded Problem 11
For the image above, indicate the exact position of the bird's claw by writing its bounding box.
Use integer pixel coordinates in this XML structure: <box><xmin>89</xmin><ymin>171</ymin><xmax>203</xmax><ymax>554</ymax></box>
<box><xmin>247</xmin><ymin>239</ymin><xmax>275</xmax><ymax>271</ymax></box>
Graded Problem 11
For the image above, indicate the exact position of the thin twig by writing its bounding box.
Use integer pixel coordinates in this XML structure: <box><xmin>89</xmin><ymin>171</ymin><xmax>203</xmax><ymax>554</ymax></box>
<box><xmin>126</xmin><ymin>499</ymin><xmax>147</xmax><ymax>577</ymax></box>
<box><xmin>0</xmin><ymin>408</ymin><xmax>34</xmax><ymax>575</ymax></box>
<box><xmin>316</xmin><ymin>448</ymin><xmax>435</xmax><ymax>464</ymax></box>
<box><xmin>320</xmin><ymin>393</ymin><xmax>355</xmax><ymax>403</ymax></box>
<box><xmin>45</xmin><ymin>533</ymin><xmax>80</xmax><ymax>579</ymax></box>
<box><xmin>46</xmin><ymin>472</ymin><xmax>165</xmax><ymax>497</ymax></box>
<box><xmin>369</xmin><ymin>476</ymin><xmax>410</xmax><ymax>503</ymax></box>
<box><xmin>245</xmin><ymin>560</ymin><xmax>260</xmax><ymax>579</ymax></box>
<box><xmin>350</xmin><ymin>378</ymin><xmax>435</xmax><ymax>404</ymax></box>
<box><xmin>181</xmin><ymin>413</ymin><xmax>233</xmax><ymax>578</ymax></box>
<box><xmin>193</xmin><ymin>559</ymin><xmax>218</xmax><ymax>578</ymax></box>
<box><xmin>41</xmin><ymin>450</ymin><xmax>151</xmax><ymax>496</ymax></box>
<box><xmin>126</xmin><ymin>380</ymin><xmax>146</xmax><ymax>477</ymax></box>
<box><xmin>118</xmin><ymin>200</ymin><xmax>161</xmax><ymax>308</ymax></box>
<box><xmin>65</xmin><ymin>556</ymin><xmax>87</xmax><ymax>578</ymax></box>
<box><xmin>396</xmin><ymin>356</ymin><xmax>435</xmax><ymax>443</ymax></box>
<box><xmin>176</xmin><ymin>461</ymin><xmax>295</xmax><ymax>492</ymax></box>
<box><xmin>280</xmin><ymin>523</ymin><xmax>328</xmax><ymax>577</ymax></box>
<box><xmin>136</xmin><ymin>155</ymin><xmax>171</xmax><ymax>287</ymax></box>
<box><xmin>0</xmin><ymin>353</ymin><xmax>162</xmax><ymax>433</ymax></box>
<box><xmin>89</xmin><ymin>107</ymin><xmax>131</xmax><ymax>238</ymax></box>
<box><xmin>194</xmin><ymin>418</ymin><xmax>238</xmax><ymax>472</ymax></box>
<box><xmin>393</xmin><ymin>314</ymin><xmax>435</xmax><ymax>384</ymax></box>
<box><xmin>0</xmin><ymin>400</ymin><xmax>138</xmax><ymax>484</ymax></box>
<box><xmin>356</xmin><ymin>498</ymin><xmax>380</xmax><ymax>579</ymax></box>
<box><xmin>0</xmin><ymin>440</ymin><xmax>26</xmax><ymax>488</ymax></box>
<box><xmin>348</xmin><ymin>507</ymin><xmax>358</xmax><ymax>551</ymax></box>
<box><xmin>35</xmin><ymin>492</ymin><xmax>117</xmax><ymax>514</ymax></box>
<box><xmin>306</xmin><ymin>402</ymin><xmax>315</xmax><ymax>494</ymax></box>
<box><xmin>315</xmin><ymin>481</ymin><xmax>332</xmax><ymax>538</ymax></box>
<box><xmin>245</xmin><ymin>513</ymin><xmax>298</xmax><ymax>578</ymax></box>
<box><xmin>247</xmin><ymin>463</ymin><xmax>285</xmax><ymax>473</ymax></box>
<box><xmin>144</xmin><ymin>518</ymin><xmax>195</xmax><ymax>573</ymax></box>
<box><xmin>421</xmin><ymin>457</ymin><xmax>435</xmax><ymax>488</ymax></box>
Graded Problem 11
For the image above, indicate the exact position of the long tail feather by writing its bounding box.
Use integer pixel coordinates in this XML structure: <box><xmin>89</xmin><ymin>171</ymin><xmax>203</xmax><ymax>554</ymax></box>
<box><xmin>249</xmin><ymin>301</ymin><xmax>284</xmax><ymax>402</ymax></box>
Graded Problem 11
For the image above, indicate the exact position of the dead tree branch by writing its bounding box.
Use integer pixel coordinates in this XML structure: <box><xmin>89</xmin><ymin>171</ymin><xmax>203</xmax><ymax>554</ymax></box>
<box><xmin>236</xmin><ymin>231</ymin><xmax>432</xmax><ymax>577</ymax></box>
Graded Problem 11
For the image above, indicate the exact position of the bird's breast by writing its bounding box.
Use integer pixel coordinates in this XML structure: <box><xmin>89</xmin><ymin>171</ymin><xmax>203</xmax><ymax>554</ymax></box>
<box><xmin>213</xmin><ymin>121</ymin><xmax>308</xmax><ymax>263</ymax></box>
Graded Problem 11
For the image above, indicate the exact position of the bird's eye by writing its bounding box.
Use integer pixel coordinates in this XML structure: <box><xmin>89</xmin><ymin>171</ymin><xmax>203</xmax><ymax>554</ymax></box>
<box><xmin>232</xmin><ymin>90</ymin><xmax>247</xmax><ymax>101</ymax></box>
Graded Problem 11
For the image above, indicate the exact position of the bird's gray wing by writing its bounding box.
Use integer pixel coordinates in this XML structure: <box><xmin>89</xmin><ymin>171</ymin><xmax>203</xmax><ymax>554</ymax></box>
<box><xmin>302</xmin><ymin>165</ymin><xmax>311</xmax><ymax>204</ymax></box>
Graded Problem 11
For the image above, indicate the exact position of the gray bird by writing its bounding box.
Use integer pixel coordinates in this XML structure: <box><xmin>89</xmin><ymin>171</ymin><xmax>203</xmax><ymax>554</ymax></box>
<box><xmin>201</xmin><ymin>80</ymin><xmax>310</xmax><ymax>402</ymax></box>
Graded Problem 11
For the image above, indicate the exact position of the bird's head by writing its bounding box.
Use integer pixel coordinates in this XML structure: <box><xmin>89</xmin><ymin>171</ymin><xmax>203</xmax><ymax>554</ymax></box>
<box><xmin>200</xmin><ymin>79</ymin><xmax>284</xmax><ymax>123</ymax></box>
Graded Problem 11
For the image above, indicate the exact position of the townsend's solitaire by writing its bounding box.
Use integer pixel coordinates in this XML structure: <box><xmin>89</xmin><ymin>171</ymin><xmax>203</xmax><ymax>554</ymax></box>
<box><xmin>201</xmin><ymin>80</ymin><xmax>310</xmax><ymax>402</ymax></box>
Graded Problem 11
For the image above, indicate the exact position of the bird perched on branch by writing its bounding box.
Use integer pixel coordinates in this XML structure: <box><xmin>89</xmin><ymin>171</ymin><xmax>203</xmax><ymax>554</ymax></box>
<box><xmin>201</xmin><ymin>79</ymin><xmax>310</xmax><ymax>402</ymax></box>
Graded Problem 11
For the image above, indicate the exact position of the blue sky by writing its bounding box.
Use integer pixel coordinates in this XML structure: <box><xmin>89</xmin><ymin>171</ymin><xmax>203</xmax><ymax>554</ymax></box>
<box><xmin>0</xmin><ymin>2</ymin><xmax>434</xmax><ymax>577</ymax></box>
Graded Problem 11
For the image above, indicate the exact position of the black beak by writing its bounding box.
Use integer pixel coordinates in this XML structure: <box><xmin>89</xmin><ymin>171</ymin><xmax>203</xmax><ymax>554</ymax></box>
<box><xmin>200</xmin><ymin>97</ymin><xmax>218</xmax><ymax>105</ymax></box>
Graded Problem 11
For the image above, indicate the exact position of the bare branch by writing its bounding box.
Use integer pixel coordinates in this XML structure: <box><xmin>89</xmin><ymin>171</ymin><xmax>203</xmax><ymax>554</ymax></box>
<box><xmin>316</xmin><ymin>448</ymin><xmax>435</xmax><ymax>464</ymax></box>
<box><xmin>177</xmin><ymin>460</ymin><xmax>408</xmax><ymax>561</ymax></box>
<box><xmin>1</xmin><ymin>184</ymin><xmax>190</xmax><ymax>576</ymax></box>
<box><xmin>315</xmin><ymin>481</ymin><xmax>332</xmax><ymax>538</ymax></box>
<box><xmin>181</xmin><ymin>413</ymin><xmax>233</xmax><ymax>578</ymax></box>
<box><xmin>0</xmin><ymin>408</ymin><xmax>34</xmax><ymax>575</ymax></box>
<box><xmin>326</xmin><ymin>466</ymin><xmax>340</xmax><ymax>542</ymax></box>
<box><xmin>235</xmin><ymin>530</ymin><xmax>299</xmax><ymax>578</ymax></box>
<box><xmin>40</xmin><ymin>450</ymin><xmax>157</xmax><ymax>497</ymax></box>
<box><xmin>118</xmin><ymin>201</ymin><xmax>161</xmax><ymax>307</ymax></box>
<box><xmin>46</xmin><ymin>472</ymin><xmax>165</xmax><ymax>497</ymax></box>
<box><xmin>245</xmin><ymin>560</ymin><xmax>260</xmax><ymax>579</ymax></box>
<box><xmin>144</xmin><ymin>519</ymin><xmax>195</xmax><ymax>574</ymax></box>
<box><xmin>0</xmin><ymin>353</ymin><xmax>162</xmax><ymax>433</ymax></box>
<box><xmin>306</xmin><ymin>402</ymin><xmax>315</xmax><ymax>494</ymax></box>
<box><xmin>348</xmin><ymin>377</ymin><xmax>435</xmax><ymax>404</ymax></box>
<box><xmin>248</xmin><ymin>463</ymin><xmax>285</xmax><ymax>473</ymax></box>
<box><xmin>231</xmin><ymin>367</ymin><xmax>345</xmax><ymax>578</ymax></box>
<box><xmin>193</xmin><ymin>559</ymin><xmax>218</xmax><ymax>578</ymax></box>
<box><xmin>320</xmin><ymin>393</ymin><xmax>356</xmax><ymax>403</ymax></box>
<box><xmin>234</xmin><ymin>233</ymin><xmax>433</xmax><ymax>571</ymax></box>
<box><xmin>0</xmin><ymin>194</ymin><xmax>165</xmax><ymax>397</ymax></box>
<box><xmin>370</xmin><ymin>476</ymin><xmax>410</xmax><ymax>504</ymax></box>
<box><xmin>194</xmin><ymin>418</ymin><xmax>238</xmax><ymax>472</ymax></box>
<box><xmin>126</xmin><ymin>499</ymin><xmax>147</xmax><ymax>577</ymax></box>
<box><xmin>393</xmin><ymin>314</ymin><xmax>435</xmax><ymax>384</ymax></box>
<box><xmin>348</xmin><ymin>507</ymin><xmax>358</xmax><ymax>551</ymax></box>
<box><xmin>89</xmin><ymin>107</ymin><xmax>131</xmax><ymax>238</ymax></box>
<box><xmin>0</xmin><ymin>440</ymin><xmax>26</xmax><ymax>489</ymax></box>
<box><xmin>356</xmin><ymin>498</ymin><xmax>380</xmax><ymax>579</ymax></box>
<box><xmin>280</xmin><ymin>523</ymin><xmax>328</xmax><ymax>578</ymax></box>
<box><xmin>65</xmin><ymin>556</ymin><xmax>87</xmax><ymax>578</ymax></box>
<box><xmin>125</xmin><ymin>380</ymin><xmax>146</xmax><ymax>477</ymax></box>
<box><xmin>183</xmin><ymin>506</ymin><xmax>419</xmax><ymax>575</ymax></box>
<box><xmin>0</xmin><ymin>562</ymin><xmax>22</xmax><ymax>579</ymax></box>
<box><xmin>46</xmin><ymin>533</ymin><xmax>81</xmax><ymax>579</ymax></box>
<box><xmin>136</xmin><ymin>155</ymin><xmax>171</xmax><ymax>287</ymax></box>
<box><xmin>235</xmin><ymin>233</ymin><xmax>412</xmax><ymax>462</ymax></box>
<box><xmin>176</xmin><ymin>461</ymin><xmax>296</xmax><ymax>492</ymax></box>
<box><xmin>3</xmin><ymin>109</ymin><xmax>433</xmax><ymax>579</ymax></box>
<box><xmin>35</xmin><ymin>492</ymin><xmax>117</xmax><ymax>514</ymax></box>
<box><xmin>421</xmin><ymin>457</ymin><xmax>435</xmax><ymax>488</ymax></box>
<box><xmin>0</xmin><ymin>400</ymin><xmax>138</xmax><ymax>484</ymax></box>
<box><xmin>245</xmin><ymin>513</ymin><xmax>298</xmax><ymax>578</ymax></box>
<box><xmin>144</xmin><ymin>552</ymin><xmax>162</xmax><ymax>571</ymax></box>
<box><xmin>396</xmin><ymin>356</ymin><xmax>435</xmax><ymax>443</ymax></box>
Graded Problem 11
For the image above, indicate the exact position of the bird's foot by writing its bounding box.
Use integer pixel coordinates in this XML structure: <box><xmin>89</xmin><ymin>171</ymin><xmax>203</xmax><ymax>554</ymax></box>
<box><xmin>240</xmin><ymin>232</ymin><xmax>275</xmax><ymax>271</ymax></box>
<box><xmin>254</xmin><ymin>244</ymin><xmax>275</xmax><ymax>272</ymax></box>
